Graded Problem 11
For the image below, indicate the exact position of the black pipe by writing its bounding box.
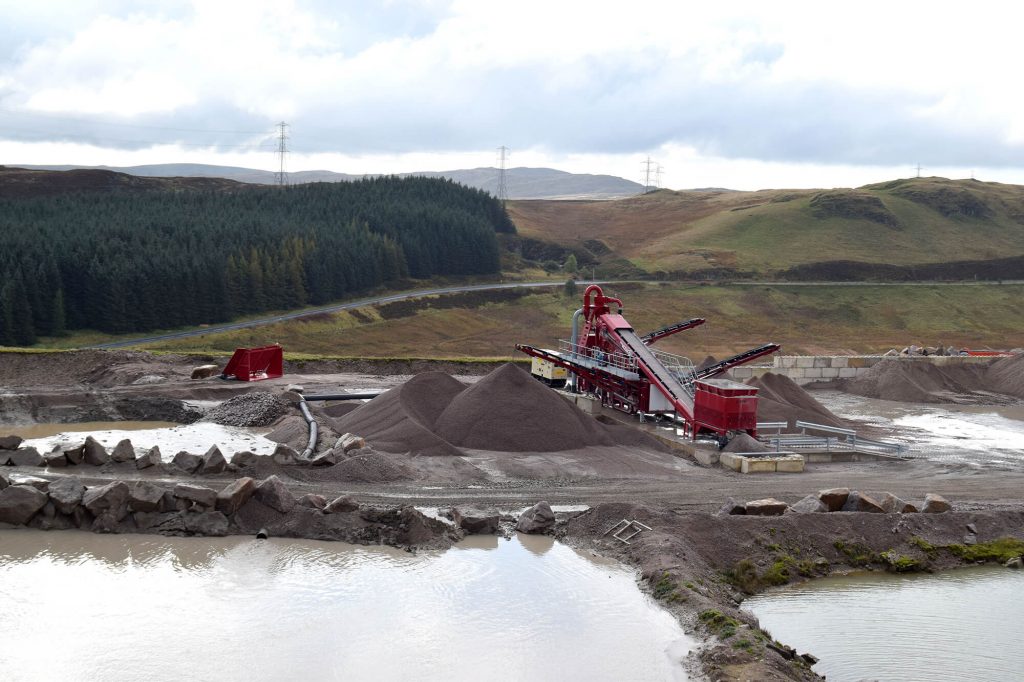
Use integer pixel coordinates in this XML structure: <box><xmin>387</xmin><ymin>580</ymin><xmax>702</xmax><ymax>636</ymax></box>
<box><xmin>302</xmin><ymin>392</ymin><xmax>382</xmax><ymax>401</ymax></box>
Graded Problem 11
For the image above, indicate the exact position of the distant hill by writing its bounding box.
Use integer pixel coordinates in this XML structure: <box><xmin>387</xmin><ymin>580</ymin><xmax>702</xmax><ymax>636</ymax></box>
<box><xmin>20</xmin><ymin>163</ymin><xmax>644</xmax><ymax>200</ymax></box>
<box><xmin>508</xmin><ymin>177</ymin><xmax>1024</xmax><ymax>280</ymax></box>
<box><xmin>0</xmin><ymin>165</ymin><xmax>241</xmax><ymax>198</ymax></box>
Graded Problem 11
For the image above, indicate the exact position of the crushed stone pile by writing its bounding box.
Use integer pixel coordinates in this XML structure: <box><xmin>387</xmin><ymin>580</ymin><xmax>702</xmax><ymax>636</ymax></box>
<box><xmin>986</xmin><ymin>353</ymin><xmax>1024</xmax><ymax>398</ymax></box>
<box><xmin>840</xmin><ymin>359</ymin><xmax>989</xmax><ymax>403</ymax></box>
<box><xmin>332</xmin><ymin>372</ymin><xmax>466</xmax><ymax>456</ymax></box>
<box><xmin>434</xmin><ymin>363</ymin><xmax>620</xmax><ymax>452</ymax></box>
<box><xmin>746</xmin><ymin>372</ymin><xmax>847</xmax><ymax>428</ymax></box>
<box><xmin>334</xmin><ymin>364</ymin><xmax>663</xmax><ymax>455</ymax></box>
<box><xmin>722</xmin><ymin>432</ymin><xmax>770</xmax><ymax>453</ymax></box>
<box><xmin>202</xmin><ymin>392</ymin><xmax>290</xmax><ymax>427</ymax></box>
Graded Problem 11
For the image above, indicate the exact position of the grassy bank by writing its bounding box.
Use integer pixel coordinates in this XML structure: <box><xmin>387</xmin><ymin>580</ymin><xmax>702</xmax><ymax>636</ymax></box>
<box><xmin>82</xmin><ymin>282</ymin><xmax>1024</xmax><ymax>359</ymax></box>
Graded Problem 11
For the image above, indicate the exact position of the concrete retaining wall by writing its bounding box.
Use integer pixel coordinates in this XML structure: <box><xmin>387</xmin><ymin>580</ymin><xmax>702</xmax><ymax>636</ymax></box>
<box><xmin>728</xmin><ymin>354</ymin><xmax>996</xmax><ymax>385</ymax></box>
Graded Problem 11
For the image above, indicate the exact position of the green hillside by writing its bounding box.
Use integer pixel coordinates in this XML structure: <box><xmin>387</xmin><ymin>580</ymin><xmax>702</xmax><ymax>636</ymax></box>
<box><xmin>508</xmin><ymin>177</ymin><xmax>1024</xmax><ymax>279</ymax></box>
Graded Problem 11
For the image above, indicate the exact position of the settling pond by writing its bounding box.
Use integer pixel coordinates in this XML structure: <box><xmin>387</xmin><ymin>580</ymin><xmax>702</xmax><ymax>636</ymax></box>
<box><xmin>0</xmin><ymin>530</ymin><xmax>692</xmax><ymax>682</ymax></box>
<box><xmin>744</xmin><ymin>566</ymin><xmax>1024</xmax><ymax>681</ymax></box>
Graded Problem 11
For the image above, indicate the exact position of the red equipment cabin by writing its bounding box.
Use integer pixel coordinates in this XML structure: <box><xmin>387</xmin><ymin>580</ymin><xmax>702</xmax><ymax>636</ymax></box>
<box><xmin>221</xmin><ymin>345</ymin><xmax>284</xmax><ymax>382</ymax></box>
<box><xmin>692</xmin><ymin>378</ymin><xmax>759</xmax><ymax>438</ymax></box>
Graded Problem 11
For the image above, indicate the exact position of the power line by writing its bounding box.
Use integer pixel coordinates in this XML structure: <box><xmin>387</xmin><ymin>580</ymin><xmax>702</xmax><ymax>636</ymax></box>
<box><xmin>0</xmin><ymin>125</ymin><xmax>276</xmax><ymax>150</ymax></box>
<box><xmin>914</xmin><ymin>163</ymin><xmax>925</xmax><ymax>178</ymax></box>
<box><xmin>496</xmin><ymin>145</ymin><xmax>509</xmax><ymax>203</ymax></box>
<box><xmin>276</xmin><ymin>121</ymin><xmax>289</xmax><ymax>186</ymax></box>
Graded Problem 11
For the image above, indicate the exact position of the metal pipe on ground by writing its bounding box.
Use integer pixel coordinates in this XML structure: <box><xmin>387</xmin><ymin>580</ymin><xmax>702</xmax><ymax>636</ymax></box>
<box><xmin>302</xmin><ymin>392</ymin><xmax>382</xmax><ymax>401</ymax></box>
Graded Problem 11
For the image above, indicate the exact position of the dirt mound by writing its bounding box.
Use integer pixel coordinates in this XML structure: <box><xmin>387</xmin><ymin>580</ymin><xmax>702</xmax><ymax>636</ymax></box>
<box><xmin>747</xmin><ymin>373</ymin><xmax>846</xmax><ymax>428</ymax></box>
<box><xmin>986</xmin><ymin>353</ymin><xmax>1024</xmax><ymax>398</ymax></box>
<box><xmin>331</xmin><ymin>450</ymin><xmax>415</xmax><ymax>483</ymax></box>
<box><xmin>841</xmin><ymin>359</ymin><xmax>989</xmax><ymax>403</ymax></box>
<box><xmin>434</xmin><ymin>364</ymin><xmax>618</xmax><ymax>452</ymax></box>
<box><xmin>723</xmin><ymin>433</ymin><xmax>769</xmax><ymax>453</ymax></box>
<box><xmin>202</xmin><ymin>392</ymin><xmax>290</xmax><ymax>427</ymax></box>
<box><xmin>331</xmin><ymin>372</ymin><xmax>466</xmax><ymax>456</ymax></box>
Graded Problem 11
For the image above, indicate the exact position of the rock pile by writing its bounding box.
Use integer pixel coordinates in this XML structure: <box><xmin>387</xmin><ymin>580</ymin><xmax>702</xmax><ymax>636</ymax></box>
<box><xmin>0</xmin><ymin>474</ymin><xmax>458</xmax><ymax>549</ymax></box>
<box><xmin>202</xmin><ymin>392</ymin><xmax>290</xmax><ymax>427</ymax></box>
<box><xmin>334</xmin><ymin>364</ymin><xmax>662</xmax><ymax>455</ymax></box>
<box><xmin>719</xmin><ymin>489</ymin><xmax>951</xmax><ymax>516</ymax></box>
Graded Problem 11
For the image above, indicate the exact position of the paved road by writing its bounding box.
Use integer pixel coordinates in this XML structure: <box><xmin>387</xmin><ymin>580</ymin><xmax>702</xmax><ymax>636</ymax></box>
<box><xmin>90</xmin><ymin>280</ymin><xmax>580</xmax><ymax>349</ymax></box>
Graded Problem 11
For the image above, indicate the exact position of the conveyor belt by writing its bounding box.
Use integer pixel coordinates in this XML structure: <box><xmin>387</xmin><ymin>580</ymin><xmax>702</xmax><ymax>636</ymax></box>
<box><xmin>612</xmin><ymin>328</ymin><xmax>695</xmax><ymax>421</ymax></box>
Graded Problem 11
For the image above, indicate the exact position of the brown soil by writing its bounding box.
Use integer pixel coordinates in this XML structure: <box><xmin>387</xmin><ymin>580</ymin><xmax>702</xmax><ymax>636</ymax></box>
<box><xmin>839</xmin><ymin>355</ymin><xmax>1024</xmax><ymax>404</ymax></box>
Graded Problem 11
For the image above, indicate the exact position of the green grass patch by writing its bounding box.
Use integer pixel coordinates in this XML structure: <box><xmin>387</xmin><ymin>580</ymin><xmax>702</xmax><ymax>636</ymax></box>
<box><xmin>947</xmin><ymin>537</ymin><xmax>1024</xmax><ymax>563</ymax></box>
<box><xmin>699</xmin><ymin>610</ymin><xmax>743</xmax><ymax>640</ymax></box>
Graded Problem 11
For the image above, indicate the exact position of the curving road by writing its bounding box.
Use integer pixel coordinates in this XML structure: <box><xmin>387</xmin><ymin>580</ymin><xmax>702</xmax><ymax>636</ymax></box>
<box><xmin>90</xmin><ymin>280</ymin><xmax>585</xmax><ymax>349</ymax></box>
<box><xmin>90</xmin><ymin>277</ymin><xmax>1022</xmax><ymax>349</ymax></box>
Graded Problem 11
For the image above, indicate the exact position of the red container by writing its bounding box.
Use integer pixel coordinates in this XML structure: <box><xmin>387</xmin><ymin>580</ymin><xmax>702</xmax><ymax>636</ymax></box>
<box><xmin>693</xmin><ymin>378</ymin><xmax>759</xmax><ymax>437</ymax></box>
<box><xmin>221</xmin><ymin>345</ymin><xmax>284</xmax><ymax>381</ymax></box>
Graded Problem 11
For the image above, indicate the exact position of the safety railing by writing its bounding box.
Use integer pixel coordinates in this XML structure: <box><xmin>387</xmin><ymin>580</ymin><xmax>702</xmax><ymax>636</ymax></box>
<box><xmin>559</xmin><ymin>339</ymin><xmax>637</xmax><ymax>373</ymax></box>
<box><xmin>760</xmin><ymin>420</ymin><xmax>908</xmax><ymax>456</ymax></box>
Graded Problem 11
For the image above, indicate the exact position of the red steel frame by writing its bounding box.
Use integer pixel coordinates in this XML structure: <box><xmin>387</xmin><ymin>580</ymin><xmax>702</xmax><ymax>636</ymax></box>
<box><xmin>517</xmin><ymin>284</ymin><xmax>780</xmax><ymax>439</ymax></box>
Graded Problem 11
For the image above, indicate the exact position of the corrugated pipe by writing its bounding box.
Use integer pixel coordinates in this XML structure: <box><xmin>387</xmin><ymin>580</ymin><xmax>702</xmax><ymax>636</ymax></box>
<box><xmin>302</xmin><ymin>392</ymin><xmax>382</xmax><ymax>401</ymax></box>
<box><xmin>297</xmin><ymin>397</ymin><xmax>318</xmax><ymax>460</ymax></box>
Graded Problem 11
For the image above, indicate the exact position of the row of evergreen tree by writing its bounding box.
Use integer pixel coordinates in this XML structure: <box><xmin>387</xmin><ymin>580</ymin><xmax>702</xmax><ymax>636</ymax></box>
<box><xmin>0</xmin><ymin>176</ymin><xmax>513</xmax><ymax>344</ymax></box>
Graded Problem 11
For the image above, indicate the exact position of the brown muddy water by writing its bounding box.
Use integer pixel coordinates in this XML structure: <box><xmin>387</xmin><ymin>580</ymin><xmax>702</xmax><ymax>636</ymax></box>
<box><xmin>744</xmin><ymin>566</ymin><xmax>1024</xmax><ymax>681</ymax></box>
<box><xmin>0</xmin><ymin>530</ymin><xmax>692</xmax><ymax>682</ymax></box>
<box><xmin>2</xmin><ymin>421</ymin><xmax>278</xmax><ymax>456</ymax></box>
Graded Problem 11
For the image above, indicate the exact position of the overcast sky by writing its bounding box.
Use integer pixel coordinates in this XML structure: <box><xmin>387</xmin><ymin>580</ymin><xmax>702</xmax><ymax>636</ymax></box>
<box><xmin>1</xmin><ymin>0</ymin><xmax>1022</xmax><ymax>190</ymax></box>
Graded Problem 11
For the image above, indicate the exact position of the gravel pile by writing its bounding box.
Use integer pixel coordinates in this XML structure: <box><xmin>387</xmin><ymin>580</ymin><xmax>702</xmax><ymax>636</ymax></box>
<box><xmin>335</xmin><ymin>364</ymin><xmax>660</xmax><ymax>455</ymax></box>
<box><xmin>747</xmin><ymin>372</ymin><xmax>847</xmax><ymax>428</ymax></box>
<box><xmin>202</xmin><ymin>392</ymin><xmax>290</xmax><ymax>427</ymax></box>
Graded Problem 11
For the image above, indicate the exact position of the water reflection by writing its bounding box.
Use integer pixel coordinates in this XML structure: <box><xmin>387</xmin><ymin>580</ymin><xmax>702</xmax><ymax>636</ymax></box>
<box><xmin>0</xmin><ymin>529</ymin><xmax>692</xmax><ymax>682</ymax></box>
<box><xmin>744</xmin><ymin>566</ymin><xmax>1024</xmax><ymax>682</ymax></box>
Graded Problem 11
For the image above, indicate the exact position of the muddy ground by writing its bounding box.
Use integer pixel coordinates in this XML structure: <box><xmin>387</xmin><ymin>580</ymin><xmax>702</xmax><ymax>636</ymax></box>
<box><xmin>2</xmin><ymin>349</ymin><xmax>1024</xmax><ymax>681</ymax></box>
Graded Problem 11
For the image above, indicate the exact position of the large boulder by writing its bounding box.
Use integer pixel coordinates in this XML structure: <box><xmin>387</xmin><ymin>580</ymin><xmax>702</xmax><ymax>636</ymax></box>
<box><xmin>922</xmin><ymin>493</ymin><xmax>952</xmax><ymax>513</ymax></box>
<box><xmin>136</xmin><ymin>446</ymin><xmax>162</xmax><ymax>469</ymax></box>
<box><xmin>110</xmin><ymin>439</ymin><xmax>136</xmax><ymax>463</ymax></box>
<box><xmin>788</xmin><ymin>494</ymin><xmax>828</xmax><ymax>513</ymax></box>
<box><xmin>63</xmin><ymin>444</ymin><xmax>85</xmax><ymax>465</ymax></box>
<box><xmin>191</xmin><ymin>364</ymin><xmax>220</xmax><ymax>380</ymax></box>
<box><xmin>879</xmin><ymin>492</ymin><xmax>918</xmax><ymax>514</ymax></box>
<box><xmin>253</xmin><ymin>475</ymin><xmax>295</xmax><ymax>513</ymax></box>
<box><xmin>817</xmin><ymin>488</ymin><xmax>850</xmax><ymax>512</ymax></box>
<box><xmin>44</xmin><ymin>450</ymin><xmax>68</xmax><ymax>468</ymax></box>
<box><xmin>271</xmin><ymin>444</ymin><xmax>298</xmax><ymax>465</ymax></box>
<box><xmin>48</xmin><ymin>476</ymin><xmax>86</xmax><ymax>514</ymax></box>
<box><xmin>0</xmin><ymin>485</ymin><xmax>48</xmax><ymax>524</ymax></box>
<box><xmin>515</xmin><ymin>501</ymin><xmax>555</xmax><ymax>533</ymax></box>
<box><xmin>297</xmin><ymin>493</ymin><xmax>327</xmax><ymax>510</ymax></box>
<box><xmin>0</xmin><ymin>435</ymin><xmax>23</xmax><ymax>450</ymax></box>
<box><xmin>172</xmin><ymin>451</ymin><xmax>203</xmax><ymax>474</ymax></box>
<box><xmin>0</xmin><ymin>470</ymin><xmax>10</xmax><ymax>490</ymax></box>
<box><xmin>216</xmin><ymin>477</ymin><xmax>256</xmax><ymax>515</ymax></box>
<box><xmin>200</xmin><ymin>446</ymin><xmax>227</xmax><ymax>474</ymax></box>
<box><xmin>82</xmin><ymin>481</ymin><xmax>131</xmax><ymax>522</ymax></box>
<box><xmin>182</xmin><ymin>510</ymin><xmax>229</xmax><ymax>536</ymax></box>
<box><xmin>174</xmin><ymin>484</ymin><xmax>218</xmax><ymax>509</ymax></box>
<box><xmin>14</xmin><ymin>476</ymin><xmax>50</xmax><ymax>491</ymax></box>
<box><xmin>83</xmin><ymin>437</ymin><xmax>110</xmax><ymax>466</ymax></box>
<box><xmin>451</xmin><ymin>506</ymin><xmax>500</xmax><ymax>534</ymax></box>
<box><xmin>8</xmin><ymin>447</ymin><xmax>45</xmax><ymax>467</ymax></box>
<box><xmin>128</xmin><ymin>482</ymin><xmax>166</xmax><ymax>513</ymax></box>
<box><xmin>745</xmin><ymin>498</ymin><xmax>789</xmax><ymax>516</ymax></box>
<box><xmin>230</xmin><ymin>451</ymin><xmax>258</xmax><ymax>467</ymax></box>
<box><xmin>841</xmin><ymin>491</ymin><xmax>886</xmax><ymax>513</ymax></box>
<box><xmin>323</xmin><ymin>495</ymin><xmax>359</xmax><ymax>513</ymax></box>
<box><xmin>337</xmin><ymin>433</ymin><xmax>366</xmax><ymax>454</ymax></box>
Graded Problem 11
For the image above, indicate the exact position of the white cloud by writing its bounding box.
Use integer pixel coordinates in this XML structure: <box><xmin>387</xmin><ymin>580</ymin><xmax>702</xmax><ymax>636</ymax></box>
<box><xmin>1</xmin><ymin>0</ymin><xmax>1024</xmax><ymax>187</ymax></box>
